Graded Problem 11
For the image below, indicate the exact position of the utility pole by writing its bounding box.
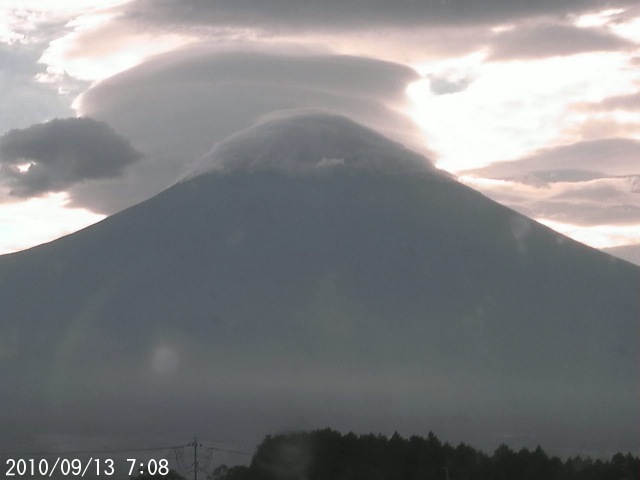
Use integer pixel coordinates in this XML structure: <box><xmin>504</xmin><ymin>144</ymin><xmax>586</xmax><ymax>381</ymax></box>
<box><xmin>189</xmin><ymin>437</ymin><xmax>200</xmax><ymax>480</ymax></box>
<box><xmin>176</xmin><ymin>437</ymin><xmax>213</xmax><ymax>479</ymax></box>
<box><xmin>194</xmin><ymin>437</ymin><xmax>198</xmax><ymax>480</ymax></box>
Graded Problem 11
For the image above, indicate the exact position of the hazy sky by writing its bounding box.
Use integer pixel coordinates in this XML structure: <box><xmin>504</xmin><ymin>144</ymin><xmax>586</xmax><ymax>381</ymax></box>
<box><xmin>0</xmin><ymin>0</ymin><xmax>639</xmax><ymax>254</ymax></box>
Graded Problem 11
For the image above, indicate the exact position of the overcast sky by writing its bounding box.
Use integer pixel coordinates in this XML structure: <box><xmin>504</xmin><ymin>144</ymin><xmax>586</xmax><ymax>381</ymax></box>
<box><xmin>0</xmin><ymin>0</ymin><xmax>639</xmax><ymax>255</ymax></box>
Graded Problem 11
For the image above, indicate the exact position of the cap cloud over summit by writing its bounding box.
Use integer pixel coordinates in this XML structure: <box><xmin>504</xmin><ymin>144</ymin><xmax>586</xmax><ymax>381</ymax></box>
<box><xmin>186</xmin><ymin>112</ymin><xmax>438</xmax><ymax>178</ymax></box>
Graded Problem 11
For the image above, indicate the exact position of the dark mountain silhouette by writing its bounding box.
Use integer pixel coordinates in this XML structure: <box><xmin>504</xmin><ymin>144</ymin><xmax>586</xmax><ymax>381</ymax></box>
<box><xmin>0</xmin><ymin>113</ymin><xmax>636</xmax><ymax>455</ymax></box>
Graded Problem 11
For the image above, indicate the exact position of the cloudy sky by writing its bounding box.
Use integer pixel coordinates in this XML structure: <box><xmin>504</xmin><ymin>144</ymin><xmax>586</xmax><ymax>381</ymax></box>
<box><xmin>1</xmin><ymin>0</ymin><xmax>639</xmax><ymax>257</ymax></box>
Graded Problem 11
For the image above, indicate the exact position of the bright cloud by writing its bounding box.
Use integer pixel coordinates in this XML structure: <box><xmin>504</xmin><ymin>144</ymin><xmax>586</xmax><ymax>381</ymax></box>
<box><xmin>573</xmin><ymin>8</ymin><xmax>626</xmax><ymax>28</ymax></box>
<box><xmin>536</xmin><ymin>218</ymin><xmax>640</xmax><ymax>249</ymax></box>
<box><xmin>39</xmin><ymin>10</ymin><xmax>195</xmax><ymax>82</ymax></box>
<box><xmin>0</xmin><ymin>0</ymin><xmax>133</xmax><ymax>45</ymax></box>
<box><xmin>608</xmin><ymin>8</ymin><xmax>640</xmax><ymax>43</ymax></box>
<box><xmin>407</xmin><ymin>52</ymin><xmax>640</xmax><ymax>172</ymax></box>
<box><xmin>0</xmin><ymin>192</ymin><xmax>104</xmax><ymax>254</ymax></box>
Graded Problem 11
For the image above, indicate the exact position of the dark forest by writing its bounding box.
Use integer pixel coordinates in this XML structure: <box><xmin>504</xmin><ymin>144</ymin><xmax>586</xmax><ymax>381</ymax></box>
<box><xmin>132</xmin><ymin>429</ymin><xmax>639</xmax><ymax>480</ymax></box>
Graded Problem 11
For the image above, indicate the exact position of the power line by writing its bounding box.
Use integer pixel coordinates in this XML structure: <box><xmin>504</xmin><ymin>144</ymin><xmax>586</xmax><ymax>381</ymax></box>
<box><xmin>174</xmin><ymin>439</ymin><xmax>253</xmax><ymax>480</ymax></box>
<box><xmin>206</xmin><ymin>446</ymin><xmax>252</xmax><ymax>457</ymax></box>
<box><xmin>0</xmin><ymin>445</ymin><xmax>185</xmax><ymax>459</ymax></box>
<box><xmin>0</xmin><ymin>438</ymin><xmax>255</xmax><ymax>480</ymax></box>
<box><xmin>0</xmin><ymin>444</ymin><xmax>253</xmax><ymax>459</ymax></box>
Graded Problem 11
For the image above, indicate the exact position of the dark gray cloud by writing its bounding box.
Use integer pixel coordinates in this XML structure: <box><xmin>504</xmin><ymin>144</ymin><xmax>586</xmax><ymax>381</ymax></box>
<box><xmin>544</xmin><ymin>177</ymin><xmax>640</xmax><ymax>225</ymax></box>
<box><xmin>465</xmin><ymin>138</ymin><xmax>640</xmax><ymax>183</ymax></box>
<box><xmin>428</xmin><ymin>74</ymin><xmax>475</xmax><ymax>95</ymax></box>
<box><xmin>580</xmin><ymin>90</ymin><xmax>640</xmax><ymax>111</ymax></box>
<box><xmin>460</xmin><ymin>175</ymin><xmax>640</xmax><ymax>227</ymax></box>
<box><xmin>487</xmin><ymin>24</ymin><xmax>634</xmax><ymax>61</ymax></box>
<box><xmin>601</xmin><ymin>91</ymin><xmax>640</xmax><ymax>110</ymax></box>
<box><xmin>0</xmin><ymin>117</ymin><xmax>142</xmax><ymax>197</ymax></box>
<box><xmin>123</xmin><ymin>0</ymin><xmax>638</xmax><ymax>31</ymax></box>
<box><xmin>460</xmin><ymin>139</ymin><xmax>640</xmax><ymax>227</ymax></box>
<box><xmin>71</xmin><ymin>49</ymin><xmax>426</xmax><ymax>213</ymax></box>
<box><xmin>551</xmin><ymin>181</ymin><xmax>631</xmax><ymax>201</ymax></box>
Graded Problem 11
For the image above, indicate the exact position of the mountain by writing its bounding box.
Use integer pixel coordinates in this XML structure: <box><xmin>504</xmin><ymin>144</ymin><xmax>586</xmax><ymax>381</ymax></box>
<box><xmin>0</xmin><ymin>113</ymin><xmax>637</xmax><ymax>456</ymax></box>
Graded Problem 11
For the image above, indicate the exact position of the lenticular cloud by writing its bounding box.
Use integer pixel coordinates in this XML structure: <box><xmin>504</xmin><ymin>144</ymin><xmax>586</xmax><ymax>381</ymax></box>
<box><xmin>186</xmin><ymin>112</ymin><xmax>437</xmax><ymax>178</ymax></box>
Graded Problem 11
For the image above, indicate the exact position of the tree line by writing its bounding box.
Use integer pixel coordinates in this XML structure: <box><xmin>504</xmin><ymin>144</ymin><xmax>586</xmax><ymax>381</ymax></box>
<box><xmin>132</xmin><ymin>428</ymin><xmax>639</xmax><ymax>480</ymax></box>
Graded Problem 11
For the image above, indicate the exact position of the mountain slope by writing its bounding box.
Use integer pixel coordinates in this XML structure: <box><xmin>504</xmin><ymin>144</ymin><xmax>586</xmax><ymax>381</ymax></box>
<box><xmin>0</xmin><ymin>113</ymin><xmax>637</xmax><ymax>454</ymax></box>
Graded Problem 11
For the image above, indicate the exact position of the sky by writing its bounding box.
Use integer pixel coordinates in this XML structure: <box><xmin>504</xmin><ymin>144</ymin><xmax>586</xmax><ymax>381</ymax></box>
<box><xmin>0</xmin><ymin>0</ymin><xmax>639</xmax><ymax>258</ymax></box>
